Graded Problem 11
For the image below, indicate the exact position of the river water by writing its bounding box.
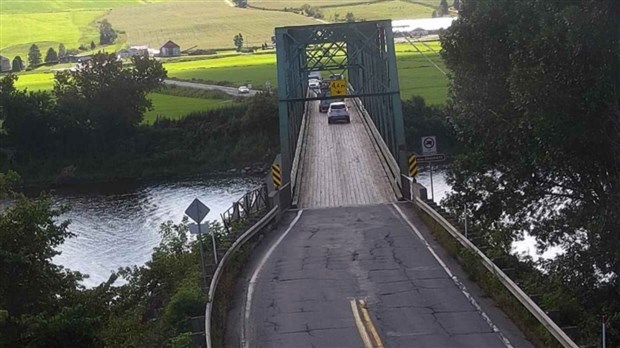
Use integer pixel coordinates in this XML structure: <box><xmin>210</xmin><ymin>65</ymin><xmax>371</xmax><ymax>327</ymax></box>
<box><xmin>52</xmin><ymin>177</ymin><xmax>260</xmax><ymax>287</ymax></box>
<box><xmin>50</xmin><ymin>168</ymin><xmax>555</xmax><ymax>288</ymax></box>
<box><xmin>415</xmin><ymin>166</ymin><xmax>560</xmax><ymax>260</ymax></box>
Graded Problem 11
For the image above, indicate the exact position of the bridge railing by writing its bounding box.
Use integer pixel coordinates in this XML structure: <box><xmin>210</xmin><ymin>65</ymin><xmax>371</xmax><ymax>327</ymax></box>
<box><xmin>290</xmin><ymin>90</ymin><xmax>312</xmax><ymax>207</ymax></box>
<box><xmin>205</xmin><ymin>181</ymin><xmax>281</xmax><ymax>347</ymax></box>
<box><xmin>349</xmin><ymin>86</ymin><xmax>403</xmax><ymax>199</ymax></box>
<box><xmin>410</xmin><ymin>182</ymin><xmax>579</xmax><ymax>348</ymax></box>
<box><xmin>220</xmin><ymin>183</ymin><xmax>269</xmax><ymax>233</ymax></box>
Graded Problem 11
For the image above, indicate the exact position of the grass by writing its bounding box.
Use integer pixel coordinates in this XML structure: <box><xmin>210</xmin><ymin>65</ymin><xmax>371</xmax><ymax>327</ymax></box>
<box><xmin>0</xmin><ymin>0</ymin><xmax>159</xmax><ymax>58</ymax></box>
<box><xmin>13</xmin><ymin>71</ymin><xmax>56</xmax><ymax>91</ymax></box>
<box><xmin>12</xmin><ymin>41</ymin><xmax>448</xmax><ymax>105</ymax></box>
<box><xmin>10</xmin><ymin>71</ymin><xmax>235</xmax><ymax>124</ymax></box>
<box><xmin>164</xmin><ymin>41</ymin><xmax>448</xmax><ymax>104</ymax></box>
<box><xmin>143</xmin><ymin>93</ymin><xmax>235</xmax><ymax>124</ymax></box>
<box><xmin>0</xmin><ymin>0</ymin><xmax>168</xmax><ymax>13</ymax></box>
<box><xmin>104</xmin><ymin>1</ymin><xmax>318</xmax><ymax>52</ymax></box>
<box><xmin>164</xmin><ymin>53</ymin><xmax>276</xmax><ymax>89</ymax></box>
<box><xmin>248</xmin><ymin>0</ymin><xmax>378</xmax><ymax>9</ymax></box>
<box><xmin>0</xmin><ymin>10</ymin><xmax>102</xmax><ymax>59</ymax></box>
<box><xmin>321</xmin><ymin>0</ymin><xmax>434</xmax><ymax>21</ymax></box>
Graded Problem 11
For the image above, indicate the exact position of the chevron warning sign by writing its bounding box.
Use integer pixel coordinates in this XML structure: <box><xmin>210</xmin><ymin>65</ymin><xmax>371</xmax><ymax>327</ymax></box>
<box><xmin>272</xmin><ymin>164</ymin><xmax>282</xmax><ymax>190</ymax></box>
<box><xmin>408</xmin><ymin>154</ymin><xmax>418</xmax><ymax>177</ymax></box>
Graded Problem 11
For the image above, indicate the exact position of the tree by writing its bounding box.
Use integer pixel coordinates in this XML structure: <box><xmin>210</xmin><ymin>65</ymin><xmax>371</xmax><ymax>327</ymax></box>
<box><xmin>0</xmin><ymin>171</ymin><xmax>87</xmax><ymax>345</ymax></box>
<box><xmin>345</xmin><ymin>12</ymin><xmax>356</xmax><ymax>22</ymax></box>
<box><xmin>28</xmin><ymin>44</ymin><xmax>42</xmax><ymax>67</ymax></box>
<box><xmin>90</xmin><ymin>41</ymin><xmax>96</xmax><ymax>50</ymax></box>
<box><xmin>99</xmin><ymin>19</ymin><xmax>117</xmax><ymax>45</ymax></box>
<box><xmin>438</xmin><ymin>0</ymin><xmax>449</xmax><ymax>16</ymax></box>
<box><xmin>441</xmin><ymin>0</ymin><xmax>620</xmax><ymax>344</ymax></box>
<box><xmin>58</xmin><ymin>43</ymin><xmax>66</xmax><ymax>58</ymax></box>
<box><xmin>45</xmin><ymin>47</ymin><xmax>58</xmax><ymax>63</ymax></box>
<box><xmin>0</xmin><ymin>75</ymin><xmax>56</xmax><ymax>154</ymax></box>
<box><xmin>233</xmin><ymin>33</ymin><xmax>244</xmax><ymax>51</ymax></box>
<box><xmin>53</xmin><ymin>53</ymin><xmax>167</xmax><ymax>136</ymax></box>
<box><xmin>11</xmin><ymin>56</ymin><xmax>24</xmax><ymax>72</ymax></box>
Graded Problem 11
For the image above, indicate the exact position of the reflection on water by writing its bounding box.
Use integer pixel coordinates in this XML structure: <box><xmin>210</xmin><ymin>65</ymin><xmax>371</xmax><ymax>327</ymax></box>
<box><xmin>52</xmin><ymin>177</ymin><xmax>259</xmax><ymax>287</ymax></box>
<box><xmin>414</xmin><ymin>165</ymin><xmax>450</xmax><ymax>204</ymax></box>
<box><xmin>414</xmin><ymin>166</ymin><xmax>561</xmax><ymax>260</ymax></box>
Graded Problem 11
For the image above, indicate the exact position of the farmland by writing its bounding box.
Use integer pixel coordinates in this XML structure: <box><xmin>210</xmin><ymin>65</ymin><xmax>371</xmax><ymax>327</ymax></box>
<box><xmin>13</xmin><ymin>41</ymin><xmax>448</xmax><ymax>106</ymax></box>
<box><xmin>163</xmin><ymin>41</ymin><xmax>448</xmax><ymax>104</ymax></box>
<box><xmin>144</xmin><ymin>94</ymin><xmax>235</xmax><ymax>124</ymax></box>
<box><xmin>1</xmin><ymin>0</ymin><xmax>441</xmax><ymax>59</ymax></box>
<box><xmin>249</xmin><ymin>0</ymin><xmax>438</xmax><ymax>11</ymax></box>
<box><xmin>0</xmin><ymin>0</ymin><xmax>172</xmax><ymax>58</ymax></box>
<box><xmin>320</xmin><ymin>1</ymin><xmax>434</xmax><ymax>21</ymax></box>
<box><xmin>249</xmin><ymin>0</ymin><xmax>374</xmax><ymax>10</ymax></box>
<box><xmin>103</xmin><ymin>1</ymin><xmax>317</xmax><ymax>52</ymax></box>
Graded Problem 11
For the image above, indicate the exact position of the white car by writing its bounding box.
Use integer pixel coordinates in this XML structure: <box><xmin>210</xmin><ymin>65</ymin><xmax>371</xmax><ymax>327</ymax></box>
<box><xmin>308</xmin><ymin>79</ymin><xmax>320</xmax><ymax>89</ymax></box>
<box><xmin>327</xmin><ymin>102</ymin><xmax>350</xmax><ymax>124</ymax></box>
<box><xmin>238</xmin><ymin>86</ymin><xmax>250</xmax><ymax>94</ymax></box>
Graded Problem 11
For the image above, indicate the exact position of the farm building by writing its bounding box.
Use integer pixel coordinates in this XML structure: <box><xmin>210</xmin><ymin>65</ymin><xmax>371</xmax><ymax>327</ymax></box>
<box><xmin>0</xmin><ymin>56</ymin><xmax>10</xmax><ymax>72</ymax></box>
<box><xmin>159</xmin><ymin>40</ymin><xmax>180</xmax><ymax>57</ymax></box>
<box><xmin>59</xmin><ymin>55</ymin><xmax>79</xmax><ymax>63</ymax></box>
<box><xmin>117</xmin><ymin>45</ymin><xmax>150</xmax><ymax>59</ymax></box>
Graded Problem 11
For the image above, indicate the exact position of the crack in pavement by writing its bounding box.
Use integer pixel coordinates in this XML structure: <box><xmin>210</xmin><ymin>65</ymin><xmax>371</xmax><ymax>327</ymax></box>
<box><xmin>277</xmin><ymin>325</ymin><xmax>356</xmax><ymax>336</ymax></box>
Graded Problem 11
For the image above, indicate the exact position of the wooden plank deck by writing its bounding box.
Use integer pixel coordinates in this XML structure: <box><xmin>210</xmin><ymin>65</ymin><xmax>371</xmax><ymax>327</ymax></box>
<box><xmin>297</xmin><ymin>99</ymin><xmax>396</xmax><ymax>208</ymax></box>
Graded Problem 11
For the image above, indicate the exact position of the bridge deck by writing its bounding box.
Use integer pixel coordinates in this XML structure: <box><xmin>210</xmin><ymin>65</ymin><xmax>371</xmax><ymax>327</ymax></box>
<box><xmin>297</xmin><ymin>99</ymin><xmax>396</xmax><ymax>208</ymax></box>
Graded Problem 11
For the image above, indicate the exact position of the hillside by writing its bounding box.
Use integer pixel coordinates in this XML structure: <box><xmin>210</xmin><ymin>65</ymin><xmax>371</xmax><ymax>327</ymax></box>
<box><xmin>0</xmin><ymin>0</ymin><xmax>444</xmax><ymax>59</ymax></box>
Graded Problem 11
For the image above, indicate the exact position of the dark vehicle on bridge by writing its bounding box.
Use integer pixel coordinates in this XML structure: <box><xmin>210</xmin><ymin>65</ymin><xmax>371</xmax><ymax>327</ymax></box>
<box><xmin>327</xmin><ymin>101</ymin><xmax>350</xmax><ymax>124</ymax></box>
<box><xmin>319</xmin><ymin>80</ymin><xmax>331</xmax><ymax>93</ymax></box>
<box><xmin>318</xmin><ymin>92</ymin><xmax>331</xmax><ymax>113</ymax></box>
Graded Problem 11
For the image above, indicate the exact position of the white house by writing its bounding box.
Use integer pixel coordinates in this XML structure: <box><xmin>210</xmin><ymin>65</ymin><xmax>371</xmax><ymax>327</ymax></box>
<box><xmin>117</xmin><ymin>45</ymin><xmax>150</xmax><ymax>59</ymax></box>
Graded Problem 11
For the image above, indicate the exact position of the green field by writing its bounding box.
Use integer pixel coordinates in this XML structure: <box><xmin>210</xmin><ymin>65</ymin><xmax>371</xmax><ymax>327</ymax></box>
<box><xmin>1</xmin><ymin>0</ymin><xmax>443</xmax><ymax>64</ymax></box>
<box><xmin>249</xmin><ymin>0</ymin><xmax>375</xmax><ymax>9</ymax></box>
<box><xmin>321</xmin><ymin>0</ymin><xmax>434</xmax><ymax>21</ymax></box>
<box><xmin>12</xmin><ymin>41</ymin><xmax>448</xmax><ymax>105</ymax></box>
<box><xmin>249</xmin><ymin>0</ymin><xmax>438</xmax><ymax>11</ymax></box>
<box><xmin>0</xmin><ymin>0</ymin><xmax>169</xmax><ymax>58</ymax></box>
<box><xmin>164</xmin><ymin>53</ymin><xmax>277</xmax><ymax>88</ymax></box>
<box><xmin>104</xmin><ymin>1</ymin><xmax>317</xmax><ymax>52</ymax></box>
<box><xmin>164</xmin><ymin>41</ymin><xmax>448</xmax><ymax>104</ymax></box>
<box><xmin>144</xmin><ymin>93</ymin><xmax>235</xmax><ymax>124</ymax></box>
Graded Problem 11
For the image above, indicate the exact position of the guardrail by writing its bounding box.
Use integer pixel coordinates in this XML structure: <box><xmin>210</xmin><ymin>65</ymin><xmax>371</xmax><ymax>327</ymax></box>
<box><xmin>414</xmin><ymin>196</ymin><xmax>579</xmax><ymax>348</ymax></box>
<box><xmin>220</xmin><ymin>184</ymin><xmax>269</xmax><ymax>233</ymax></box>
<box><xmin>349</xmin><ymin>91</ymin><xmax>403</xmax><ymax>199</ymax></box>
<box><xmin>205</xmin><ymin>205</ymin><xmax>279</xmax><ymax>348</ymax></box>
<box><xmin>290</xmin><ymin>90</ymin><xmax>313</xmax><ymax>207</ymax></box>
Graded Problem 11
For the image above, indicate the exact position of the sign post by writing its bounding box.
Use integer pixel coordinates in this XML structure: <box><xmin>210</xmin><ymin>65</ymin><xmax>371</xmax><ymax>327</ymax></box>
<box><xmin>185</xmin><ymin>198</ymin><xmax>213</xmax><ymax>292</ymax></box>
<box><xmin>421</xmin><ymin>136</ymin><xmax>438</xmax><ymax>202</ymax></box>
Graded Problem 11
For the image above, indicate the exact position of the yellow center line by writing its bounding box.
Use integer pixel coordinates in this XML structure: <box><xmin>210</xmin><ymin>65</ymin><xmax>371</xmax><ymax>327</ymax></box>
<box><xmin>349</xmin><ymin>298</ymin><xmax>385</xmax><ymax>348</ymax></box>
<box><xmin>350</xmin><ymin>298</ymin><xmax>374</xmax><ymax>348</ymax></box>
<box><xmin>358</xmin><ymin>299</ymin><xmax>385</xmax><ymax>348</ymax></box>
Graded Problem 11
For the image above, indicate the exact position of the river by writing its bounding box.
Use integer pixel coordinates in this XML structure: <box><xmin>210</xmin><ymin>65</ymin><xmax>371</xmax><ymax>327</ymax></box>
<box><xmin>52</xmin><ymin>177</ymin><xmax>260</xmax><ymax>287</ymax></box>
<box><xmin>51</xmin><ymin>168</ymin><xmax>554</xmax><ymax>288</ymax></box>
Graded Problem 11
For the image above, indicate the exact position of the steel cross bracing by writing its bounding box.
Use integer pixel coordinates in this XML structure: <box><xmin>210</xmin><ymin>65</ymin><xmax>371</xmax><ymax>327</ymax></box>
<box><xmin>275</xmin><ymin>21</ymin><xmax>406</xmax><ymax>206</ymax></box>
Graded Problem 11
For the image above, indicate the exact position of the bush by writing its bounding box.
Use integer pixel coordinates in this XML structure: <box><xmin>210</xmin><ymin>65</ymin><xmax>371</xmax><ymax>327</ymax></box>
<box><xmin>164</xmin><ymin>287</ymin><xmax>206</xmax><ymax>332</ymax></box>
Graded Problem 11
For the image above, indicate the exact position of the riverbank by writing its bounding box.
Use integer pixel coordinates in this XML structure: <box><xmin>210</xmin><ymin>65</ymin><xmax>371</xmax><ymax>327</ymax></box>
<box><xmin>2</xmin><ymin>92</ymin><xmax>279</xmax><ymax>190</ymax></box>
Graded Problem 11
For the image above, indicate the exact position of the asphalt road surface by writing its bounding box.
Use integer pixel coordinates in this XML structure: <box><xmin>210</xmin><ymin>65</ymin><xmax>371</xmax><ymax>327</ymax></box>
<box><xmin>163</xmin><ymin>79</ymin><xmax>258</xmax><ymax>97</ymax></box>
<box><xmin>227</xmin><ymin>203</ymin><xmax>534</xmax><ymax>348</ymax></box>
